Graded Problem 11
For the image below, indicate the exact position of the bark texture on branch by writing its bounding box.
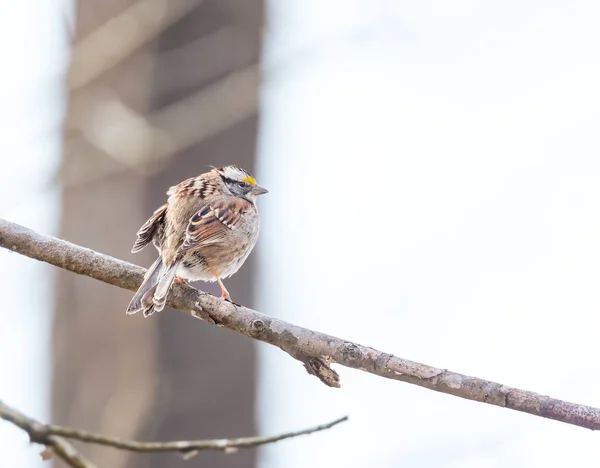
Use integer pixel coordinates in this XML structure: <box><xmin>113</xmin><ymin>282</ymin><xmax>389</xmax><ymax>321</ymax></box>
<box><xmin>1</xmin><ymin>218</ymin><xmax>599</xmax><ymax>431</ymax></box>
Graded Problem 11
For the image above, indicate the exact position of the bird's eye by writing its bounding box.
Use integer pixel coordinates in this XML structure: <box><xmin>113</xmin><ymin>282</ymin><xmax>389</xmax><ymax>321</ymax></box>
<box><xmin>237</xmin><ymin>181</ymin><xmax>248</xmax><ymax>188</ymax></box>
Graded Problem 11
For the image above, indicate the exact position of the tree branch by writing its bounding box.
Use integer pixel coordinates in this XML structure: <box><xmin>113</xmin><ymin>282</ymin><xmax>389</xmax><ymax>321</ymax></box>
<box><xmin>1</xmin><ymin>218</ymin><xmax>599</xmax><ymax>431</ymax></box>
<box><xmin>0</xmin><ymin>401</ymin><xmax>97</xmax><ymax>468</ymax></box>
<box><xmin>0</xmin><ymin>401</ymin><xmax>346</xmax><ymax>460</ymax></box>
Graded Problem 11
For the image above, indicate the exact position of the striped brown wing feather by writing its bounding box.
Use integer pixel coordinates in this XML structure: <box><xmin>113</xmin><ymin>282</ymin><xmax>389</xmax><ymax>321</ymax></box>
<box><xmin>131</xmin><ymin>203</ymin><xmax>168</xmax><ymax>253</ymax></box>
<box><xmin>180</xmin><ymin>198</ymin><xmax>249</xmax><ymax>253</ymax></box>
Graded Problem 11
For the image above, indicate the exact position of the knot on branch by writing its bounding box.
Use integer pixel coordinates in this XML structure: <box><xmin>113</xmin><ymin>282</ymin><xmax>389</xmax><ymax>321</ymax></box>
<box><xmin>28</xmin><ymin>422</ymin><xmax>50</xmax><ymax>444</ymax></box>
<box><xmin>252</xmin><ymin>319</ymin><xmax>265</xmax><ymax>331</ymax></box>
<box><xmin>340</xmin><ymin>342</ymin><xmax>361</xmax><ymax>362</ymax></box>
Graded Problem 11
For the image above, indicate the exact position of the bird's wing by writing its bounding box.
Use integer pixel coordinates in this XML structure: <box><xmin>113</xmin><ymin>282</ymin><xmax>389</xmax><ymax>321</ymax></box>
<box><xmin>179</xmin><ymin>197</ymin><xmax>250</xmax><ymax>253</ymax></box>
<box><xmin>131</xmin><ymin>203</ymin><xmax>168</xmax><ymax>253</ymax></box>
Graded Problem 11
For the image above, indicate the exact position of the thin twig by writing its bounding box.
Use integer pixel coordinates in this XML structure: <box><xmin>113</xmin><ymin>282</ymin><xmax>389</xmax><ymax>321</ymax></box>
<box><xmin>1</xmin><ymin>218</ymin><xmax>600</xmax><ymax>431</ymax></box>
<box><xmin>47</xmin><ymin>416</ymin><xmax>346</xmax><ymax>456</ymax></box>
<box><xmin>0</xmin><ymin>400</ymin><xmax>345</xmax><ymax>460</ymax></box>
<box><xmin>0</xmin><ymin>401</ymin><xmax>97</xmax><ymax>468</ymax></box>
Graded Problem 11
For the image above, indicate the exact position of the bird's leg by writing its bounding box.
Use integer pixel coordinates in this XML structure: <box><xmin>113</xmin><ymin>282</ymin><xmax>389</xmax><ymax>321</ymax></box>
<box><xmin>216</xmin><ymin>278</ymin><xmax>231</xmax><ymax>301</ymax></box>
<box><xmin>210</xmin><ymin>267</ymin><xmax>231</xmax><ymax>301</ymax></box>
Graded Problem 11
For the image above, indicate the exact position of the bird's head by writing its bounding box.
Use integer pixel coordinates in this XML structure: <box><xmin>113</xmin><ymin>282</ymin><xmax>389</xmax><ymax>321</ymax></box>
<box><xmin>215</xmin><ymin>165</ymin><xmax>268</xmax><ymax>202</ymax></box>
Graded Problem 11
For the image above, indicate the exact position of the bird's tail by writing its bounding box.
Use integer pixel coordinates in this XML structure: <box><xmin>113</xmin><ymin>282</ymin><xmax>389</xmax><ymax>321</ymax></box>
<box><xmin>151</xmin><ymin>262</ymin><xmax>178</xmax><ymax>314</ymax></box>
<box><xmin>126</xmin><ymin>257</ymin><xmax>164</xmax><ymax>317</ymax></box>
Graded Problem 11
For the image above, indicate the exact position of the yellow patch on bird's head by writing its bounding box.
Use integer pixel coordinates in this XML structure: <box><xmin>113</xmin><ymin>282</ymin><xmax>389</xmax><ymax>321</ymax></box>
<box><xmin>243</xmin><ymin>175</ymin><xmax>256</xmax><ymax>186</ymax></box>
<box><xmin>218</xmin><ymin>165</ymin><xmax>258</xmax><ymax>186</ymax></box>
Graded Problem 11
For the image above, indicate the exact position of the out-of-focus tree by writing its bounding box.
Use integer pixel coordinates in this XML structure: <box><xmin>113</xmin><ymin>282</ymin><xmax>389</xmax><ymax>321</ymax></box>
<box><xmin>53</xmin><ymin>1</ymin><xmax>263</xmax><ymax>467</ymax></box>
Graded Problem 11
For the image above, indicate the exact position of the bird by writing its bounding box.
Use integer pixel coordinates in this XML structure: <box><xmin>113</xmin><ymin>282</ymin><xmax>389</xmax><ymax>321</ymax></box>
<box><xmin>126</xmin><ymin>165</ymin><xmax>268</xmax><ymax>317</ymax></box>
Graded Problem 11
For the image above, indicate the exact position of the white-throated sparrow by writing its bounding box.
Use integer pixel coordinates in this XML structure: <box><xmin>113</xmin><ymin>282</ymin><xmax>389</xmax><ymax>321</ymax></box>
<box><xmin>126</xmin><ymin>165</ymin><xmax>268</xmax><ymax>317</ymax></box>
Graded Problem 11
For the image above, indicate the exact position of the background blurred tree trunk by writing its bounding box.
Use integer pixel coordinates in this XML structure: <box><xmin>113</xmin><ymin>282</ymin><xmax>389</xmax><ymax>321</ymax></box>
<box><xmin>53</xmin><ymin>1</ymin><xmax>263</xmax><ymax>467</ymax></box>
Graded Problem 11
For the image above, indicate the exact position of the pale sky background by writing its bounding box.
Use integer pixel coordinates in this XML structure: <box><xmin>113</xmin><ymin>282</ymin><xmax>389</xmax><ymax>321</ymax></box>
<box><xmin>0</xmin><ymin>0</ymin><xmax>70</xmax><ymax>467</ymax></box>
<box><xmin>257</xmin><ymin>1</ymin><xmax>600</xmax><ymax>467</ymax></box>
<box><xmin>1</xmin><ymin>1</ymin><xmax>600</xmax><ymax>468</ymax></box>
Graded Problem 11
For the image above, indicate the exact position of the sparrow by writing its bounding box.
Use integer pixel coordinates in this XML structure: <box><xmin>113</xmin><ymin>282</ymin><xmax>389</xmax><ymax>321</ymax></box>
<box><xmin>126</xmin><ymin>165</ymin><xmax>268</xmax><ymax>317</ymax></box>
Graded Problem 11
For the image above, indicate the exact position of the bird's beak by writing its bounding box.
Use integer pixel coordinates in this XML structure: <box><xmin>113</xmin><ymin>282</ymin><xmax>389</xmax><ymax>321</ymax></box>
<box><xmin>251</xmin><ymin>185</ymin><xmax>268</xmax><ymax>196</ymax></box>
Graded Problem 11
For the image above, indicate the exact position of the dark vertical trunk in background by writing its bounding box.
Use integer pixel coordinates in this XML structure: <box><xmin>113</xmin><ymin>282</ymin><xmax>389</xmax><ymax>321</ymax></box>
<box><xmin>53</xmin><ymin>1</ymin><xmax>263</xmax><ymax>467</ymax></box>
